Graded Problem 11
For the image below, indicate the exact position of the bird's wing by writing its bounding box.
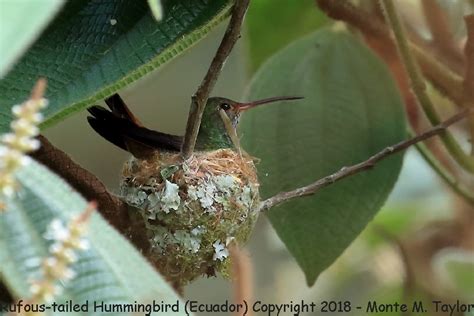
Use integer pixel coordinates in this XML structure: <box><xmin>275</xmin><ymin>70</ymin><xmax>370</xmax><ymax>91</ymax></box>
<box><xmin>87</xmin><ymin>101</ymin><xmax>183</xmax><ymax>158</ymax></box>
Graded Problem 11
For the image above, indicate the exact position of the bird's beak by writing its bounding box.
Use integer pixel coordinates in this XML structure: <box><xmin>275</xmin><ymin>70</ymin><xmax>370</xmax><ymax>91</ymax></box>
<box><xmin>234</xmin><ymin>96</ymin><xmax>304</xmax><ymax>112</ymax></box>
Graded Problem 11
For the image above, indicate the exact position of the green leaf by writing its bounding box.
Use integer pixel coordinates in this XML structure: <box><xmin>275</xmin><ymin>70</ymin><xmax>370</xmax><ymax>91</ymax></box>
<box><xmin>241</xmin><ymin>27</ymin><xmax>406</xmax><ymax>285</ymax></box>
<box><xmin>0</xmin><ymin>0</ymin><xmax>232</xmax><ymax>133</ymax></box>
<box><xmin>0</xmin><ymin>160</ymin><xmax>184</xmax><ymax>314</ymax></box>
<box><xmin>0</xmin><ymin>0</ymin><xmax>64</xmax><ymax>78</ymax></box>
<box><xmin>246</xmin><ymin>0</ymin><xmax>328</xmax><ymax>72</ymax></box>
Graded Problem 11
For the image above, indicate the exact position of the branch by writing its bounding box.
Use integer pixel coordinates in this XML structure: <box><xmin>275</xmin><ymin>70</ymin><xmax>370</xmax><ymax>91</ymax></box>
<box><xmin>411</xmin><ymin>44</ymin><xmax>464</xmax><ymax>105</ymax></box>
<box><xmin>314</xmin><ymin>0</ymin><xmax>467</xmax><ymax>177</ymax></box>
<box><xmin>260</xmin><ymin>108</ymin><xmax>473</xmax><ymax>211</ymax></box>
<box><xmin>380</xmin><ymin>0</ymin><xmax>474</xmax><ymax>173</ymax></box>
<box><xmin>315</xmin><ymin>0</ymin><xmax>465</xmax><ymax>108</ymax></box>
<box><xmin>421</xmin><ymin>0</ymin><xmax>464</xmax><ymax>74</ymax></box>
<box><xmin>374</xmin><ymin>227</ymin><xmax>416</xmax><ymax>315</ymax></box>
<box><xmin>463</xmin><ymin>15</ymin><xmax>474</xmax><ymax>155</ymax></box>
<box><xmin>181</xmin><ymin>0</ymin><xmax>250</xmax><ymax>159</ymax></box>
<box><xmin>230</xmin><ymin>246</ymin><xmax>253</xmax><ymax>316</ymax></box>
<box><xmin>31</xmin><ymin>136</ymin><xmax>129</xmax><ymax>231</ymax></box>
<box><xmin>464</xmin><ymin>16</ymin><xmax>474</xmax><ymax>99</ymax></box>
<box><xmin>31</xmin><ymin>136</ymin><xmax>152</xmax><ymax>253</ymax></box>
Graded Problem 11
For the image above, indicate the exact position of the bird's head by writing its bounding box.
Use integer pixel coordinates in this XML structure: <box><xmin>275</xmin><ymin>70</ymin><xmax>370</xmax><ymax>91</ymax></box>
<box><xmin>197</xmin><ymin>96</ymin><xmax>303</xmax><ymax>150</ymax></box>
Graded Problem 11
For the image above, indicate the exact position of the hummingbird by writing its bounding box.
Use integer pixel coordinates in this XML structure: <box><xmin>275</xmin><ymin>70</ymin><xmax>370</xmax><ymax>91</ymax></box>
<box><xmin>87</xmin><ymin>93</ymin><xmax>303</xmax><ymax>157</ymax></box>
<box><xmin>86</xmin><ymin>93</ymin><xmax>302</xmax><ymax>286</ymax></box>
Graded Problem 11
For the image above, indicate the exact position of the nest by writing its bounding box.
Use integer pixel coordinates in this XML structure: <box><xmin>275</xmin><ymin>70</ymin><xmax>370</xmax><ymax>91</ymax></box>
<box><xmin>120</xmin><ymin>149</ymin><xmax>261</xmax><ymax>286</ymax></box>
<box><xmin>183</xmin><ymin>149</ymin><xmax>259</xmax><ymax>184</ymax></box>
<box><xmin>123</xmin><ymin>149</ymin><xmax>258</xmax><ymax>186</ymax></box>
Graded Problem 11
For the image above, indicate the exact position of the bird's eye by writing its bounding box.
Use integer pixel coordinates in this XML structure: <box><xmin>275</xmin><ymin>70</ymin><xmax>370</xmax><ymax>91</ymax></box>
<box><xmin>220</xmin><ymin>103</ymin><xmax>231</xmax><ymax>111</ymax></box>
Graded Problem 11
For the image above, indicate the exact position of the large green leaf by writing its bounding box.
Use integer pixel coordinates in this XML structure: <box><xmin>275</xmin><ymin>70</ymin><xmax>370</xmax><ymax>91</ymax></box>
<box><xmin>241</xmin><ymin>27</ymin><xmax>406</xmax><ymax>285</ymax></box>
<box><xmin>246</xmin><ymin>0</ymin><xmax>328</xmax><ymax>72</ymax></box>
<box><xmin>0</xmin><ymin>0</ymin><xmax>64</xmax><ymax>78</ymax></box>
<box><xmin>0</xmin><ymin>160</ymin><xmax>185</xmax><ymax>315</ymax></box>
<box><xmin>0</xmin><ymin>0</ymin><xmax>232</xmax><ymax>133</ymax></box>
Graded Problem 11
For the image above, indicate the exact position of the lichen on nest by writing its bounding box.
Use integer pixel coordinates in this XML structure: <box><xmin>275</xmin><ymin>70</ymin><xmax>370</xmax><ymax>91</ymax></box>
<box><xmin>120</xmin><ymin>149</ymin><xmax>260</xmax><ymax>286</ymax></box>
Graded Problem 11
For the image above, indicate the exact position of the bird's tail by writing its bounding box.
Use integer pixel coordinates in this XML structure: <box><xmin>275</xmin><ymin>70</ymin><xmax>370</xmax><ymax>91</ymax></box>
<box><xmin>87</xmin><ymin>94</ymin><xmax>183</xmax><ymax>158</ymax></box>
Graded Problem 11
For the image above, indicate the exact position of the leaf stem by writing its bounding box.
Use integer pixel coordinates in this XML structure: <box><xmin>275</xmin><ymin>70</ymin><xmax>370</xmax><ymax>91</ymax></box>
<box><xmin>380</xmin><ymin>0</ymin><xmax>474</xmax><ymax>173</ymax></box>
<box><xmin>414</xmin><ymin>141</ymin><xmax>474</xmax><ymax>207</ymax></box>
<box><xmin>181</xmin><ymin>0</ymin><xmax>250</xmax><ymax>159</ymax></box>
<box><xmin>230</xmin><ymin>246</ymin><xmax>253</xmax><ymax>316</ymax></box>
<box><xmin>411</xmin><ymin>44</ymin><xmax>464</xmax><ymax>105</ymax></box>
<box><xmin>420</xmin><ymin>0</ymin><xmax>464</xmax><ymax>74</ymax></box>
<box><xmin>260</xmin><ymin>108</ymin><xmax>473</xmax><ymax>211</ymax></box>
<box><xmin>462</xmin><ymin>15</ymin><xmax>474</xmax><ymax>155</ymax></box>
<box><xmin>315</xmin><ymin>0</ymin><xmax>465</xmax><ymax>111</ymax></box>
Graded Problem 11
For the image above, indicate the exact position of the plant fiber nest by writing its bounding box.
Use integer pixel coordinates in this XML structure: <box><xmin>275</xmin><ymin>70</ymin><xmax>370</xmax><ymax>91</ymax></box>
<box><xmin>120</xmin><ymin>148</ymin><xmax>260</xmax><ymax>286</ymax></box>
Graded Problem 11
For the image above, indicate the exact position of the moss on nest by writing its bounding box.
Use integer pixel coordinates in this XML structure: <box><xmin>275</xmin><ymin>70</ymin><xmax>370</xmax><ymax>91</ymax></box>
<box><xmin>120</xmin><ymin>149</ymin><xmax>260</xmax><ymax>286</ymax></box>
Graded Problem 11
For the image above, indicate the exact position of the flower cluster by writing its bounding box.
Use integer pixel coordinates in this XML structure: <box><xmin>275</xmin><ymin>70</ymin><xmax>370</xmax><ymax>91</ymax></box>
<box><xmin>0</xmin><ymin>94</ymin><xmax>47</xmax><ymax>201</ymax></box>
<box><xmin>29</xmin><ymin>205</ymin><xmax>93</xmax><ymax>303</ymax></box>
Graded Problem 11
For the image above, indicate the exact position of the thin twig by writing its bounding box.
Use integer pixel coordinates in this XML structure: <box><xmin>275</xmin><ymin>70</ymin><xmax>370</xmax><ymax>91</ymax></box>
<box><xmin>230</xmin><ymin>245</ymin><xmax>253</xmax><ymax>316</ymax></box>
<box><xmin>260</xmin><ymin>108</ymin><xmax>473</xmax><ymax>211</ymax></box>
<box><xmin>181</xmin><ymin>0</ymin><xmax>250</xmax><ymax>159</ymax></box>
<box><xmin>374</xmin><ymin>227</ymin><xmax>415</xmax><ymax>316</ymax></box>
<box><xmin>315</xmin><ymin>0</ymin><xmax>465</xmax><ymax>181</ymax></box>
<box><xmin>412</xmin><ymin>44</ymin><xmax>464</xmax><ymax>105</ymax></box>
<box><xmin>414</xmin><ymin>141</ymin><xmax>474</xmax><ymax>207</ymax></box>
<box><xmin>421</xmin><ymin>0</ymin><xmax>464</xmax><ymax>74</ymax></box>
<box><xmin>380</xmin><ymin>0</ymin><xmax>474</xmax><ymax>173</ymax></box>
<box><xmin>315</xmin><ymin>0</ymin><xmax>465</xmax><ymax>110</ymax></box>
<box><xmin>380</xmin><ymin>0</ymin><xmax>427</xmax><ymax>111</ymax></box>
<box><xmin>463</xmin><ymin>15</ymin><xmax>474</xmax><ymax>155</ymax></box>
<box><xmin>464</xmin><ymin>15</ymin><xmax>474</xmax><ymax>98</ymax></box>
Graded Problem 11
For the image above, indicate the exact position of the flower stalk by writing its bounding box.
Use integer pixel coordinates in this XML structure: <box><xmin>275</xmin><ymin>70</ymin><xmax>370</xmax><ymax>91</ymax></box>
<box><xmin>26</xmin><ymin>203</ymin><xmax>94</xmax><ymax>310</ymax></box>
<box><xmin>0</xmin><ymin>79</ymin><xmax>47</xmax><ymax>206</ymax></box>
